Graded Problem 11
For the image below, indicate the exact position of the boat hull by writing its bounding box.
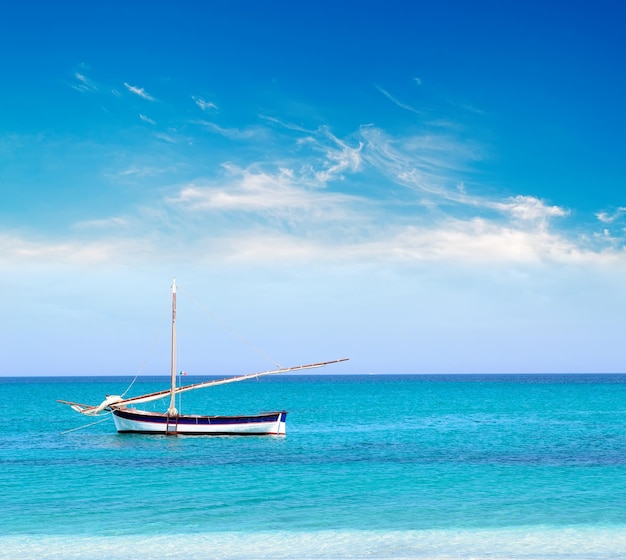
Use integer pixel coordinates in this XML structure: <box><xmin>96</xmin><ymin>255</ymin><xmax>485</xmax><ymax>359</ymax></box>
<box><xmin>112</xmin><ymin>408</ymin><xmax>287</xmax><ymax>435</ymax></box>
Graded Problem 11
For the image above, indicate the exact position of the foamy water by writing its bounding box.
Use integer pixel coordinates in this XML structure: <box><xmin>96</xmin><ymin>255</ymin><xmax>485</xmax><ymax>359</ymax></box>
<box><xmin>3</xmin><ymin>527</ymin><xmax>626</xmax><ymax>559</ymax></box>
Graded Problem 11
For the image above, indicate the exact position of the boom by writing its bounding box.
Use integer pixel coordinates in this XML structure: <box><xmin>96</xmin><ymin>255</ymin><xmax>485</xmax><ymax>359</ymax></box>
<box><xmin>58</xmin><ymin>358</ymin><xmax>349</xmax><ymax>416</ymax></box>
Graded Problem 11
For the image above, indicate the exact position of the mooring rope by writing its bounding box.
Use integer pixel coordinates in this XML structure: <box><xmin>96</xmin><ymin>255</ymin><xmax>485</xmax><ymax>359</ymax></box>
<box><xmin>61</xmin><ymin>414</ymin><xmax>112</xmax><ymax>435</ymax></box>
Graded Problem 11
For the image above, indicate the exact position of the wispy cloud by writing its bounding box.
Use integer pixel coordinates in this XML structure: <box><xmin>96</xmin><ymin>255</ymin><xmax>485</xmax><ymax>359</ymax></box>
<box><xmin>260</xmin><ymin>115</ymin><xmax>313</xmax><ymax>134</ymax></box>
<box><xmin>139</xmin><ymin>114</ymin><xmax>156</xmax><ymax>125</ymax></box>
<box><xmin>311</xmin><ymin>128</ymin><xmax>363</xmax><ymax>185</ymax></box>
<box><xmin>192</xmin><ymin>96</ymin><xmax>218</xmax><ymax>111</ymax></box>
<box><xmin>124</xmin><ymin>82</ymin><xmax>156</xmax><ymax>101</ymax></box>
<box><xmin>194</xmin><ymin>120</ymin><xmax>262</xmax><ymax>140</ymax></box>
<box><xmin>155</xmin><ymin>132</ymin><xmax>179</xmax><ymax>143</ymax></box>
<box><xmin>70</xmin><ymin>71</ymin><xmax>98</xmax><ymax>93</ymax></box>
<box><xmin>359</xmin><ymin>125</ymin><xmax>481</xmax><ymax>200</ymax></box>
<box><xmin>458</xmin><ymin>103</ymin><xmax>485</xmax><ymax>115</ymax></box>
<box><xmin>110</xmin><ymin>165</ymin><xmax>172</xmax><ymax>179</ymax></box>
<box><xmin>358</xmin><ymin>125</ymin><xmax>569</xmax><ymax>233</ymax></box>
<box><xmin>73</xmin><ymin>217</ymin><xmax>129</xmax><ymax>230</ymax></box>
<box><xmin>376</xmin><ymin>85</ymin><xmax>422</xmax><ymax>115</ymax></box>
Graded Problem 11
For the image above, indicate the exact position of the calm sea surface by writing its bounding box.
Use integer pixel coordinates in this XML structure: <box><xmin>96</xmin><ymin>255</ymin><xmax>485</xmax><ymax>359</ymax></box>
<box><xmin>1</xmin><ymin>374</ymin><xmax>626</xmax><ymax>559</ymax></box>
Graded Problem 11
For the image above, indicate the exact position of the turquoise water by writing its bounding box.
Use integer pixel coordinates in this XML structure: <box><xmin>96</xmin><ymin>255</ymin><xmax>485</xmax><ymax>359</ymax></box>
<box><xmin>2</xmin><ymin>374</ymin><xmax>626</xmax><ymax>558</ymax></box>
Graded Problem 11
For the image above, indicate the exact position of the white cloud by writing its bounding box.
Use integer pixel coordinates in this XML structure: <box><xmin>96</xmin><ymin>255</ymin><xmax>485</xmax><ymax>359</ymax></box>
<box><xmin>0</xmin><ymin>234</ymin><xmax>150</xmax><ymax>265</ymax></box>
<box><xmin>1</xmin><ymin>202</ymin><xmax>624</xmax><ymax>271</ymax></box>
<box><xmin>139</xmin><ymin>114</ymin><xmax>156</xmax><ymax>125</ymax></box>
<box><xmin>491</xmin><ymin>195</ymin><xmax>568</xmax><ymax>223</ymax></box>
<box><xmin>597</xmin><ymin>207</ymin><xmax>626</xmax><ymax>223</ymax></box>
<box><xmin>168</xmin><ymin>165</ymin><xmax>360</xmax><ymax>220</ymax></box>
<box><xmin>202</xmin><ymin>217</ymin><xmax>624</xmax><ymax>268</ymax></box>
<box><xmin>382</xmin><ymin>219</ymin><xmax>609</xmax><ymax>265</ymax></box>
<box><xmin>124</xmin><ymin>83</ymin><xmax>156</xmax><ymax>101</ymax></box>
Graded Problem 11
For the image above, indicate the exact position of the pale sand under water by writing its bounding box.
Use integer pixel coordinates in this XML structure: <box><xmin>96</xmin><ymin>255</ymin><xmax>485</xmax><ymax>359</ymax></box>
<box><xmin>3</xmin><ymin>527</ymin><xmax>626</xmax><ymax>559</ymax></box>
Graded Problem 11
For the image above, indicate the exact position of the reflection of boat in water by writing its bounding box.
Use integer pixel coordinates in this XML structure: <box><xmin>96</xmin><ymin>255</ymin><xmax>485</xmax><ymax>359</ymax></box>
<box><xmin>59</xmin><ymin>279</ymin><xmax>348</xmax><ymax>435</ymax></box>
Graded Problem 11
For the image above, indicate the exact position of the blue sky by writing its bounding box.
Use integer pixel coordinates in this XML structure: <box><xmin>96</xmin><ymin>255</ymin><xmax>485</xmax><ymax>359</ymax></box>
<box><xmin>2</xmin><ymin>1</ymin><xmax>626</xmax><ymax>375</ymax></box>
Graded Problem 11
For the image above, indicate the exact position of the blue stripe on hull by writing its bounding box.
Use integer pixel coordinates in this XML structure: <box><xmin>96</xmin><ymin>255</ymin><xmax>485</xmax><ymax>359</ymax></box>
<box><xmin>114</xmin><ymin>409</ymin><xmax>286</xmax><ymax>425</ymax></box>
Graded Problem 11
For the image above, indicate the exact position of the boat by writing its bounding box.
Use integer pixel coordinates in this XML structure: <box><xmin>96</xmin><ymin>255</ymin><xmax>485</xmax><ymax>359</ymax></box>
<box><xmin>59</xmin><ymin>279</ymin><xmax>348</xmax><ymax>435</ymax></box>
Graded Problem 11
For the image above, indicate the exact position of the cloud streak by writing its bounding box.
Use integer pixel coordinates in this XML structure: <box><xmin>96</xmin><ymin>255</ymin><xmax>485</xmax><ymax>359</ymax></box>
<box><xmin>124</xmin><ymin>83</ymin><xmax>156</xmax><ymax>101</ymax></box>
<box><xmin>71</xmin><ymin>72</ymin><xmax>98</xmax><ymax>93</ymax></box>
<box><xmin>192</xmin><ymin>96</ymin><xmax>218</xmax><ymax>111</ymax></box>
<box><xmin>194</xmin><ymin>120</ymin><xmax>261</xmax><ymax>140</ymax></box>
<box><xmin>139</xmin><ymin>114</ymin><xmax>156</xmax><ymax>125</ymax></box>
<box><xmin>377</xmin><ymin>85</ymin><xmax>422</xmax><ymax>115</ymax></box>
<box><xmin>359</xmin><ymin>124</ymin><xmax>483</xmax><ymax>202</ymax></box>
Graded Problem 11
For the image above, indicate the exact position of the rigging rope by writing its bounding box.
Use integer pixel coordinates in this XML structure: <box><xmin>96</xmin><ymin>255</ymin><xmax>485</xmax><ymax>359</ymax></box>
<box><xmin>121</xmin><ymin>305</ymin><xmax>169</xmax><ymax>398</ymax></box>
<box><xmin>177</xmin><ymin>285</ymin><xmax>282</xmax><ymax>369</ymax></box>
<box><xmin>114</xmin><ymin>282</ymin><xmax>282</xmax><ymax>405</ymax></box>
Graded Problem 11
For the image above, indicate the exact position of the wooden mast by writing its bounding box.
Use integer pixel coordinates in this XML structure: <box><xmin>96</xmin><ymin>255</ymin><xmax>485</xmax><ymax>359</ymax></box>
<box><xmin>166</xmin><ymin>278</ymin><xmax>178</xmax><ymax>417</ymax></box>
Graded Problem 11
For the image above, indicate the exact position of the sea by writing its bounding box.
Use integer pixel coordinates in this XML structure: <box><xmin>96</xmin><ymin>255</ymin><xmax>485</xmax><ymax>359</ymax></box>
<box><xmin>2</xmin><ymin>373</ymin><xmax>626</xmax><ymax>559</ymax></box>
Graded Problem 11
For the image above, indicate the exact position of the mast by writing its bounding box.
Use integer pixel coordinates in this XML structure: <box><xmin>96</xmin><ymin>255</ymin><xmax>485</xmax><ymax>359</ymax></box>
<box><xmin>167</xmin><ymin>278</ymin><xmax>178</xmax><ymax>416</ymax></box>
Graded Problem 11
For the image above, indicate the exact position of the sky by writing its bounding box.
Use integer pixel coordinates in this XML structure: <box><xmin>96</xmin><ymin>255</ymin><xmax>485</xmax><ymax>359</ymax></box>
<box><xmin>2</xmin><ymin>0</ymin><xmax>626</xmax><ymax>376</ymax></box>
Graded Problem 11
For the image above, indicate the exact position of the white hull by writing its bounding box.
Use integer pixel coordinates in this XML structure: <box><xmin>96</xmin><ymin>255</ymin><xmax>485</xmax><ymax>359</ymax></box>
<box><xmin>112</xmin><ymin>407</ymin><xmax>287</xmax><ymax>436</ymax></box>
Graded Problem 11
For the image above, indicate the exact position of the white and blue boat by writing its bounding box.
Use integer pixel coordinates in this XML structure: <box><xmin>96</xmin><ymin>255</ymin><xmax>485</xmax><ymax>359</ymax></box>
<box><xmin>60</xmin><ymin>279</ymin><xmax>347</xmax><ymax>435</ymax></box>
